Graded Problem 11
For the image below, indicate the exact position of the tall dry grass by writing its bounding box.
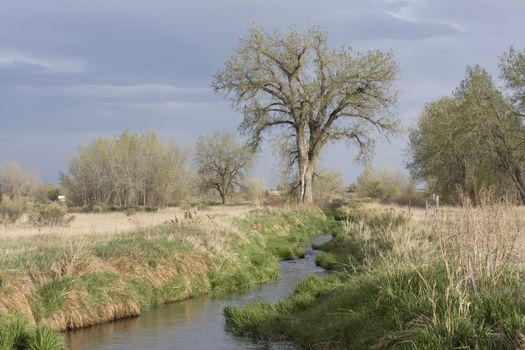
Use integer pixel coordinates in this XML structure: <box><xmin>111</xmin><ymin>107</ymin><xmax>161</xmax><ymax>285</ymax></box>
<box><xmin>224</xmin><ymin>196</ymin><xmax>525</xmax><ymax>349</ymax></box>
<box><xmin>374</xmin><ymin>191</ymin><xmax>525</xmax><ymax>347</ymax></box>
<box><xmin>434</xmin><ymin>192</ymin><xmax>522</xmax><ymax>293</ymax></box>
<box><xmin>0</xmin><ymin>205</ymin><xmax>252</xmax><ymax>238</ymax></box>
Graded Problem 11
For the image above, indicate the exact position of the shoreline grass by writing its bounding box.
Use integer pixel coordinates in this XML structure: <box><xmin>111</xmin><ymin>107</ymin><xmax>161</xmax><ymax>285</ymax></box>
<box><xmin>225</xmin><ymin>198</ymin><xmax>525</xmax><ymax>349</ymax></box>
<box><xmin>0</xmin><ymin>207</ymin><xmax>336</xmax><ymax>349</ymax></box>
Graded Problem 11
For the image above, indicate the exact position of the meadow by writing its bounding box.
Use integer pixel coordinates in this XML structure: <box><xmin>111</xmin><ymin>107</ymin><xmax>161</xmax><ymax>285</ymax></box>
<box><xmin>225</xmin><ymin>195</ymin><xmax>525</xmax><ymax>349</ymax></box>
<box><xmin>0</xmin><ymin>205</ymin><xmax>336</xmax><ymax>349</ymax></box>
<box><xmin>0</xmin><ymin>205</ymin><xmax>252</xmax><ymax>238</ymax></box>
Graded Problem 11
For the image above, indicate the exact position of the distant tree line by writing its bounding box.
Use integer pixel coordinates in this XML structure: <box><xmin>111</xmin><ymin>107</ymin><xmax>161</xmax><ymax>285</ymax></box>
<box><xmin>409</xmin><ymin>48</ymin><xmax>525</xmax><ymax>204</ymax></box>
<box><xmin>0</xmin><ymin>162</ymin><xmax>38</xmax><ymax>200</ymax></box>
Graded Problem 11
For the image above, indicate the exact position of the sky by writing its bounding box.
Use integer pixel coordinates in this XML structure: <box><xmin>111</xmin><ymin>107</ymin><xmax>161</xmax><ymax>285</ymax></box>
<box><xmin>0</xmin><ymin>0</ymin><xmax>524</xmax><ymax>185</ymax></box>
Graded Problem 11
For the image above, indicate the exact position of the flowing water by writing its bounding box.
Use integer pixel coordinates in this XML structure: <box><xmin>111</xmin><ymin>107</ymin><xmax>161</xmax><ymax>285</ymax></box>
<box><xmin>65</xmin><ymin>235</ymin><xmax>331</xmax><ymax>350</ymax></box>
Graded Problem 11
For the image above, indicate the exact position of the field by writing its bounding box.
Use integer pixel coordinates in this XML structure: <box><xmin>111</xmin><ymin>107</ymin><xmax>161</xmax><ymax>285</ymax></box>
<box><xmin>0</xmin><ymin>205</ymin><xmax>252</xmax><ymax>238</ymax></box>
<box><xmin>226</xmin><ymin>198</ymin><xmax>525</xmax><ymax>349</ymax></box>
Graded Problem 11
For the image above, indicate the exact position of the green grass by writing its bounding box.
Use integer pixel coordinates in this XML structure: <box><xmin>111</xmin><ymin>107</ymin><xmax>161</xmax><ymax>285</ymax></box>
<box><xmin>313</xmin><ymin>207</ymin><xmax>404</xmax><ymax>271</ymax></box>
<box><xmin>314</xmin><ymin>252</ymin><xmax>338</xmax><ymax>270</ymax></box>
<box><xmin>0</xmin><ymin>208</ymin><xmax>338</xmax><ymax>348</ymax></box>
<box><xmin>227</xmin><ymin>257</ymin><xmax>525</xmax><ymax>349</ymax></box>
<box><xmin>225</xmin><ymin>206</ymin><xmax>525</xmax><ymax>349</ymax></box>
<box><xmin>0</xmin><ymin>315</ymin><xmax>65</xmax><ymax>350</ymax></box>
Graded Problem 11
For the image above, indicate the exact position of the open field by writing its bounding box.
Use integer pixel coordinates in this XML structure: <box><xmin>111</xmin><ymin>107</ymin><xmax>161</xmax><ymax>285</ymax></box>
<box><xmin>0</xmin><ymin>205</ymin><xmax>253</xmax><ymax>238</ymax></box>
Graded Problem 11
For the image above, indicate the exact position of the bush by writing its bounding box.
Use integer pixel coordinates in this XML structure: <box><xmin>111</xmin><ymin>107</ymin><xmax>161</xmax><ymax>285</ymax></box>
<box><xmin>0</xmin><ymin>198</ymin><xmax>25</xmax><ymax>225</ymax></box>
<box><xmin>313</xmin><ymin>169</ymin><xmax>347</xmax><ymax>205</ymax></box>
<box><xmin>355</xmin><ymin>167</ymin><xmax>426</xmax><ymax>207</ymax></box>
<box><xmin>28</xmin><ymin>203</ymin><xmax>74</xmax><ymax>227</ymax></box>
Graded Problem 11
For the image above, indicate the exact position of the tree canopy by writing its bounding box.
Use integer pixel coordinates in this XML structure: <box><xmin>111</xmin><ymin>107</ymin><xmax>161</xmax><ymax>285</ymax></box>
<box><xmin>409</xmin><ymin>58</ymin><xmax>525</xmax><ymax>204</ymax></box>
<box><xmin>61</xmin><ymin>131</ymin><xmax>189</xmax><ymax>208</ymax></box>
<box><xmin>0</xmin><ymin>161</ymin><xmax>38</xmax><ymax>200</ymax></box>
<box><xmin>195</xmin><ymin>132</ymin><xmax>255</xmax><ymax>204</ymax></box>
<box><xmin>213</xmin><ymin>24</ymin><xmax>399</xmax><ymax>203</ymax></box>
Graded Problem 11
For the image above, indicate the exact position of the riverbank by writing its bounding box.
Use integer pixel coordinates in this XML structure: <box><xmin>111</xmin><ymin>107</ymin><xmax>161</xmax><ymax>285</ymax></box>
<box><xmin>65</xmin><ymin>235</ymin><xmax>332</xmax><ymax>349</ymax></box>
<box><xmin>0</xmin><ymin>207</ymin><xmax>338</xmax><ymax>349</ymax></box>
<box><xmin>226</xmin><ymin>200</ymin><xmax>525</xmax><ymax>349</ymax></box>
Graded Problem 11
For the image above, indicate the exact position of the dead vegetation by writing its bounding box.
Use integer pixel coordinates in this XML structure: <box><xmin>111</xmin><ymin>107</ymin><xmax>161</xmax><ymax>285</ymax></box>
<box><xmin>0</xmin><ymin>205</ymin><xmax>252</xmax><ymax>238</ymax></box>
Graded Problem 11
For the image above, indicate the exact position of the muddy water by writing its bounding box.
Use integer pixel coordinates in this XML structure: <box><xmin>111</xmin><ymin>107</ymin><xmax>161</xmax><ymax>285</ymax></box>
<box><xmin>65</xmin><ymin>235</ymin><xmax>331</xmax><ymax>350</ymax></box>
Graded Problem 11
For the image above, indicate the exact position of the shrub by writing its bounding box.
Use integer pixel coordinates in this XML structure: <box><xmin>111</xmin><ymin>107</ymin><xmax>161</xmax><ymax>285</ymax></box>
<box><xmin>312</xmin><ymin>169</ymin><xmax>347</xmax><ymax>205</ymax></box>
<box><xmin>355</xmin><ymin>167</ymin><xmax>426</xmax><ymax>207</ymax></box>
<box><xmin>0</xmin><ymin>198</ymin><xmax>25</xmax><ymax>225</ymax></box>
<box><xmin>28</xmin><ymin>203</ymin><xmax>74</xmax><ymax>227</ymax></box>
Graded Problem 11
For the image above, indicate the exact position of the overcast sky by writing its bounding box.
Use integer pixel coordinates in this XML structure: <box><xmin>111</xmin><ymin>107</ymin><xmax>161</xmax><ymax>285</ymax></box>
<box><xmin>0</xmin><ymin>0</ymin><xmax>524</xmax><ymax>185</ymax></box>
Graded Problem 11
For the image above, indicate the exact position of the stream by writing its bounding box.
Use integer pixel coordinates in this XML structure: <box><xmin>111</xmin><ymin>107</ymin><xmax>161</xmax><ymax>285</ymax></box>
<box><xmin>64</xmin><ymin>235</ymin><xmax>331</xmax><ymax>350</ymax></box>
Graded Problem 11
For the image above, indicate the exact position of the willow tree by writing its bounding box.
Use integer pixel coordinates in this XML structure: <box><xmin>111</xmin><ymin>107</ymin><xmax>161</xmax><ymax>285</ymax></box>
<box><xmin>409</xmin><ymin>66</ymin><xmax>525</xmax><ymax>204</ymax></box>
<box><xmin>212</xmin><ymin>25</ymin><xmax>399</xmax><ymax>203</ymax></box>
<box><xmin>500</xmin><ymin>47</ymin><xmax>525</xmax><ymax>116</ymax></box>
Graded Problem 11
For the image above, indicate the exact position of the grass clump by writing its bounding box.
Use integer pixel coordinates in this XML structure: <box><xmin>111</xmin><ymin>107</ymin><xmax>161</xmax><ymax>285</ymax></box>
<box><xmin>226</xmin><ymin>194</ymin><xmax>525</xmax><ymax>349</ymax></box>
<box><xmin>315</xmin><ymin>252</ymin><xmax>338</xmax><ymax>270</ymax></box>
<box><xmin>0</xmin><ymin>314</ymin><xmax>65</xmax><ymax>350</ymax></box>
<box><xmin>0</xmin><ymin>207</ymin><xmax>335</xmax><ymax>342</ymax></box>
<box><xmin>28</xmin><ymin>203</ymin><xmax>74</xmax><ymax>227</ymax></box>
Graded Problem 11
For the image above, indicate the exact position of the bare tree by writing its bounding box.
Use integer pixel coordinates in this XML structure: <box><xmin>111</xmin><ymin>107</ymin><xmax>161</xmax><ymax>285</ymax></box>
<box><xmin>312</xmin><ymin>169</ymin><xmax>346</xmax><ymax>205</ymax></box>
<box><xmin>195</xmin><ymin>132</ymin><xmax>255</xmax><ymax>204</ymax></box>
<box><xmin>0</xmin><ymin>161</ymin><xmax>38</xmax><ymax>200</ymax></box>
<box><xmin>212</xmin><ymin>25</ymin><xmax>399</xmax><ymax>203</ymax></box>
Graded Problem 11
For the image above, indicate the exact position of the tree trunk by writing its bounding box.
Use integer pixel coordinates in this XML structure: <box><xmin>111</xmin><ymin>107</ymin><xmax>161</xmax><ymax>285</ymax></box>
<box><xmin>496</xmin><ymin>149</ymin><xmax>525</xmax><ymax>205</ymax></box>
<box><xmin>513</xmin><ymin>169</ymin><xmax>525</xmax><ymax>205</ymax></box>
<box><xmin>217</xmin><ymin>185</ymin><xmax>227</xmax><ymax>204</ymax></box>
<box><xmin>296</xmin><ymin>125</ymin><xmax>315</xmax><ymax>204</ymax></box>
<box><xmin>297</xmin><ymin>153</ymin><xmax>315</xmax><ymax>203</ymax></box>
<box><xmin>301</xmin><ymin>165</ymin><xmax>314</xmax><ymax>203</ymax></box>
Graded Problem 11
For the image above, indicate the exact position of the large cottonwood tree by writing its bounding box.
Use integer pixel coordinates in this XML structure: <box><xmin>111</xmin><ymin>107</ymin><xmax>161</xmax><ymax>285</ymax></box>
<box><xmin>212</xmin><ymin>25</ymin><xmax>399</xmax><ymax>203</ymax></box>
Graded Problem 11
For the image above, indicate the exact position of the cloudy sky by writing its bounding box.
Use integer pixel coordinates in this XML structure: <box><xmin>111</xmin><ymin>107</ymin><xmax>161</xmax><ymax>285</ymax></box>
<box><xmin>0</xmin><ymin>0</ymin><xmax>524</xmax><ymax>184</ymax></box>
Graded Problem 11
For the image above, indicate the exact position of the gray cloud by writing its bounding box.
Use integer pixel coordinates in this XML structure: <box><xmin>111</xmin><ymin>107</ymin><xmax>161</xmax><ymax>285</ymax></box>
<box><xmin>0</xmin><ymin>49</ymin><xmax>85</xmax><ymax>73</ymax></box>
<box><xmin>0</xmin><ymin>0</ymin><xmax>524</xmax><ymax>183</ymax></box>
<box><xmin>334</xmin><ymin>9</ymin><xmax>464</xmax><ymax>40</ymax></box>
